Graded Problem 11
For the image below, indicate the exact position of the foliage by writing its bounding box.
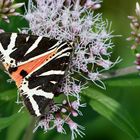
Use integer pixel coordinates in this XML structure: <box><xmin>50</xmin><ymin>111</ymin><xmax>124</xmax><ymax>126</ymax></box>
<box><xmin>0</xmin><ymin>0</ymin><xmax>140</xmax><ymax>140</ymax></box>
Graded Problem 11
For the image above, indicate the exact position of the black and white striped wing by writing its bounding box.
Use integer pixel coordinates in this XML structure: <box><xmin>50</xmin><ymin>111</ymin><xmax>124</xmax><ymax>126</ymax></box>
<box><xmin>0</xmin><ymin>33</ymin><xmax>72</xmax><ymax>117</ymax></box>
<box><xmin>0</xmin><ymin>33</ymin><xmax>61</xmax><ymax>68</ymax></box>
<box><xmin>20</xmin><ymin>42</ymin><xmax>72</xmax><ymax>116</ymax></box>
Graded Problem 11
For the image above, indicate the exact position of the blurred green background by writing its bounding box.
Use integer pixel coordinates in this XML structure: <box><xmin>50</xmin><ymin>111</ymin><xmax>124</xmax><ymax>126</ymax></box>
<box><xmin>0</xmin><ymin>0</ymin><xmax>140</xmax><ymax>140</ymax></box>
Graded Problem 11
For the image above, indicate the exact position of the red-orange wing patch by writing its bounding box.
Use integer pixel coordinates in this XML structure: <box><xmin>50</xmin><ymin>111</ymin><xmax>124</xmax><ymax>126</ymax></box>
<box><xmin>10</xmin><ymin>48</ymin><xmax>57</xmax><ymax>87</ymax></box>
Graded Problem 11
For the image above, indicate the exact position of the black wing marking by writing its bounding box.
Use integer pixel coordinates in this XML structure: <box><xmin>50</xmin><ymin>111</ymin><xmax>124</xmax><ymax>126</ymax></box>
<box><xmin>0</xmin><ymin>33</ymin><xmax>61</xmax><ymax>68</ymax></box>
<box><xmin>28</xmin><ymin>49</ymin><xmax>71</xmax><ymax>93</ymax></box>
<box><xmin>0</xmin><ymin>32</ymin><xmax>72</xmax><ymax>116</ymax></box>
<box><xmin>20</xmin><ymin>42</ymin><xmax>72</xmax><ymax>116</ymax></box>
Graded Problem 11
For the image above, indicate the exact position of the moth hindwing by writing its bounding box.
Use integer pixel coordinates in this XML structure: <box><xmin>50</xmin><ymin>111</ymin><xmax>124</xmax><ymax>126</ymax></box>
<box><xmin>0</xmin><ymin>33</ymin><xmax>72</xmax><ymax>116</ymax></box>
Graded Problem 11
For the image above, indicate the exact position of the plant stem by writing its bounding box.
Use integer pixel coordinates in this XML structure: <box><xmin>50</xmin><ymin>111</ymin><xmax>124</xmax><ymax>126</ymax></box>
<box><xmin>102</xmin><ymin>65</ymin><xmax>138</xmax><ymax>79</ymax></box>
<box><xmin>22</xmin><ymin>117</ymin><xmax>36</xmax><ymax>140</ymax></box>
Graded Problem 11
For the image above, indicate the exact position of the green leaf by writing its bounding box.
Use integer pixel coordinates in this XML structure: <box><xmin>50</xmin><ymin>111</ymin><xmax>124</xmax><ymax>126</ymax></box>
<box><xmin>6</xmin><ymin>112</ymin><xmax>30</xmax><ymax>140</ymax></box>
<box><xmin>104</xmin><ymin>74</ymin><xmax>140</xmax><ymax>87</ymax></box>
<box><xmin>83</xmin><ymin>88</ymin><xmax>140</xmax><ymax>140</ymax></box>
<box><xmin>0</xmin><ymin>89</ymin><xmax>17</xmax><ymax>101</ymax></box>
<box><xmin>0</xmin><ymin>112</ymin><xmax>22</xmax><ymax>130</ymax></box>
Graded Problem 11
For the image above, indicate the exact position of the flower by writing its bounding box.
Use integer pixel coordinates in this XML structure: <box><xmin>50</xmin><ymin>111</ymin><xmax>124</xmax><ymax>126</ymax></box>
<box><xmin>127</xmin><ymin>2</ymin><xmax>140</xmax><ymax>50</ymax></box>
<box><xmin>0</xmin><ymin>0</ymin><xmax>24</xmax><ymax>23</ymax></box>
<box><xmin>33</xmin><ymin>101</ymin><xmax>86</xmax><ymax>139</ymax></box>
<box><xmin>136</xmin><ymin>2</ymin><xmax>140</xmax><ymax>17</ymax></box>
<box><xmin>66</xmin><ymin>119</ymin><xmax>85</xmax><ymax>140</ymax></box>
<box><xmin>23</xmin><ymin>0</ymin><xmax>118</xmax><ymax>139</ymax></box>
<box><xmin>0</xmin><ymin>29</ymin><xmax>4</xmax><ymax>33</ymax></box>
<box><xmin>135</xmin><ymin>53</ymin><xmax>140</xmax><ymax>70</ymax></box>
<box><xmin>128</xmin><ymin>2</ymin><xmax>140</xmax><ymax>70</ymax></box>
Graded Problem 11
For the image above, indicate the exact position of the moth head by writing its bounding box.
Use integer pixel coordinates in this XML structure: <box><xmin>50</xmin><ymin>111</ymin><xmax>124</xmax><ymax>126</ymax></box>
<box><xmin>2</xmin><ymin>56</ymin><xmax>17</xmax><ymax>69</ymax></box>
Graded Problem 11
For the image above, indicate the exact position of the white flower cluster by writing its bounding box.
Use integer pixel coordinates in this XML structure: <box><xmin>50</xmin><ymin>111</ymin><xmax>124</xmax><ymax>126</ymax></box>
<box><xmin>23</xmin><ymin>0</ymin><xmax>118</xmax><ymax>139</ymax></box>
<box><xmin>24</xmin><ymin>0</ymin><xmax>116</xmax><ymax>88</ymax></box>
<box><xmin>128</xmin><ymin>2</ymin><xmax>140</xmax><ymax>70</ymax></box>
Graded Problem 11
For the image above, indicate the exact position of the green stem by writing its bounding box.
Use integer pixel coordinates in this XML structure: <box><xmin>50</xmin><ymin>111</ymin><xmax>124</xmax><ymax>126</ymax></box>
<box><xmin>102</xmin><ymin>65</ymin><xmax>138</xmax><ymax>79</ymax></box>
<box><xmin>22</xmin><ymin>117</ymin><xmax>36</xmax><ymax>140</ymax></box>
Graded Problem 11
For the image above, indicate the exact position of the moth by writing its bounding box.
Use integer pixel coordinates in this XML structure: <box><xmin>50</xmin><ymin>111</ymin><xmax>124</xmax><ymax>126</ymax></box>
<box><xmin>0</xmin><ymin>33</ymin><xmax>72</xmax><ymax>117</ymax></box>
